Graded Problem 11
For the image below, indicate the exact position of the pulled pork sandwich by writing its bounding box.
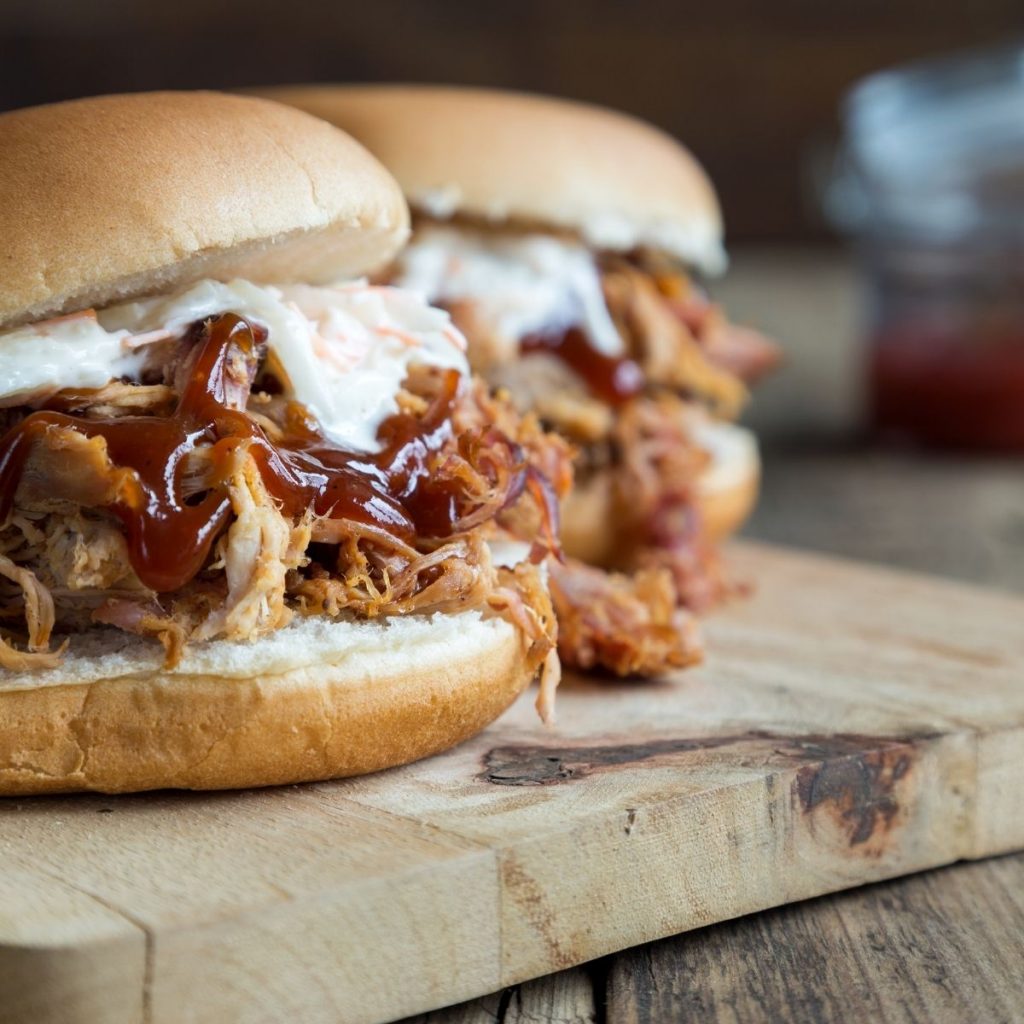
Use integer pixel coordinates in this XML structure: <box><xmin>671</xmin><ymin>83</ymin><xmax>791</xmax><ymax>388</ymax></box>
<box><xmin>259</xmin><ymin>86</ymin><xmax>779</xmax><ymax>613</ymax></box>
<box><xmin>0</xmin><ymin>91</ymin><xmax>585</xmax><ymax>796</ymax></box>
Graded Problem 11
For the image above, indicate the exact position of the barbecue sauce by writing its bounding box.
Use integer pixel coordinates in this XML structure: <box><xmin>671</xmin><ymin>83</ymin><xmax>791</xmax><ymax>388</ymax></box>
<box><xmin>0</xmin><ymin>314</ymin><xmax>473</xmax><ymax>592</ymax></box>
<box><xmin>871</xmin><ymin>323</ymin><xmax>1024</xmax><ymax>450</ymax></box>
<box><xmin>521</xmin><ymin>326</ymin><xmax>644</xmax><ymax>406</ymax></box>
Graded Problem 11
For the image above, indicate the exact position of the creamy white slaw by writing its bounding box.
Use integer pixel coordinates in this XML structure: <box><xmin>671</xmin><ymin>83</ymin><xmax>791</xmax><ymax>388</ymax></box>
<box><xmin>394</xmin><ymin>223</ymin><xmax>625</xmax><ymax>360</ymax></box>
<box><xmin>0</xmin><ymin>279</ymin><xmax>470</xmax><ymax>454</ymax></box>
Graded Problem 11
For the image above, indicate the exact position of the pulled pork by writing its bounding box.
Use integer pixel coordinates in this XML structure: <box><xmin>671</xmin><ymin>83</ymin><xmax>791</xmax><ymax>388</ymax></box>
<box><xmin>192</xmin><ymin>447</ymin><xmax>311</xmax><ymax>643</ymax></box>
<box><xmin>0</xmin><ymin>551</ymin><xmax>66</xmax><ymax>670</ymax></box>
<box><xmin>549</xmin><ymin>557</ymin><xmax>702</xmax><ymax>676</ymax></box>
<box><xmin>0</xmin><ymin>315</ymin><xmax>567</xmax><ymax>696</ymax></box>
<box><xmin>594</xmin><ymin>257</ymin><xmax>776</xmax><ymax>609</ymax></box>
<box><xmin>441</xmin><ymin>250</ymin><xmax>775</xmax><ymax>619</ymax></box>
<box><xmin>601</xmin><ymin>392</ymin><xmax>732</xmax><ymax>611</ymax></box>
<box><xmin>604</xmin><ymin>254</ymin><xmax>780</xmax><ymax>416</ymax></box>
<box><xmin>602</xmin><ymin>260</ymin><xmax>748</xmax><ymax>419</ymax></box>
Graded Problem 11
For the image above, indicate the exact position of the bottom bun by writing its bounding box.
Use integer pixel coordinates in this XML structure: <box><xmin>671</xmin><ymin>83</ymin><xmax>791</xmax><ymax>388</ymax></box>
<box><xmin>561</xmin><ymin>422</ymin><xmax>760</xmax><ymax>564</ymax></box>
<box><xmin>559</xmin><ymin>471</ymin><xmax>621</xmax><ymax>567</ymax></box>
<box><xmin>694</xmin><ymin>422</ymin><xmax>761</xmax><ymax>542</ymax></box>
<box><xmin>0</xmin><ymin>610</ymin><xmax>531</xmax><ymax>795</ymax></box>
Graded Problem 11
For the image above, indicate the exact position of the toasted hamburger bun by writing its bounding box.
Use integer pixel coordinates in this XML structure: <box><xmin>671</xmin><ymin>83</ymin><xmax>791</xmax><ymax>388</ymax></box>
<box><xmin>253</xmin><ymin>84</ymin><xmax>726</xmax><ymax>274</ymax></box>
<box><xmin>0</xmin><ymin>91</ymin><xmax>409</xmax><ymax>329</ymax></box>
<box><xmin>561</xmin><ymin>423</ymin><xmax>760</xmax><ymax>566</ymax></box>
<box><xmin>0</xmin><ymin>612</ymin><xmax>531</xmax><ymax>795</ymax></box>
<box><xmin>0</xmin><ymin>91</ymin><xmax>542</xmax><ymax>794</ymax></box>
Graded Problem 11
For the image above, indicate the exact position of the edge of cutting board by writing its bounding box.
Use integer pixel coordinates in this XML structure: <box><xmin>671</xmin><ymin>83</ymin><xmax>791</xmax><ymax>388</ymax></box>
<box><xmin>2</xmin><ymin>542</ymin><xmax>1023</xmax><ymax>1024</ymax></box>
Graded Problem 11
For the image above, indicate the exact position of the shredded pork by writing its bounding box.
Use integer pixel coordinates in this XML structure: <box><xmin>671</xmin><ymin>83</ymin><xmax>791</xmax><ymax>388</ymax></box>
<box><xmin>440</xmin><ymin>250</ymin><xmax>773</xmax><ymax>626</ymax></box>
<box><xmin>16</xmin><ymin>425</ymin><xmax>141</xmax><ymax>513</ymax></box>
<box><xmin>0</xmin><ymin>322</ymin><xmax>569</xmax><ymax>687</ymax></box>
<box><xmin>0</xmin><ymin>552</ymin><xmax>66</xmax><ymax>670</ymax></box>
<box><xmin>192</xmin><ymin>447</ymin><xmax>310</xmax><ymax>643</ymax></box>
<box><xmin>549</xmin><ymin>557</ymin><xmax>703</xmax><ymax>676</ymax></box>
<box><xmin>602</xmin><ymin>260</ymin><xmax>749</xmax><ymax>418</ymax></box>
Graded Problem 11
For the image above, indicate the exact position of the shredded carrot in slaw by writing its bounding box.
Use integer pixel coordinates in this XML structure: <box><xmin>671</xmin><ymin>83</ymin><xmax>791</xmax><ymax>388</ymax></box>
<box><xmin>375</xmin><ymin>325</ymin><xmax>424</xmax><ymax>348</ymax></box>
<box><xmin>122</xmin><ymin>329</ymin><xmax>174</xmax><ymax>350</ymax></box>
<box><xmin>311</xmin><ymin>335</ymin><xmax>360</xmax><ymax>373</ymax></box>
<box><xmin>442</xmin><ymin>326</ymin><xmax>468</xmax><ymax>352</ymax></box>
<box><xmin>32</xmin><ymin>309</ymin><xmax>98</xmax><ymax>331</ymax></box>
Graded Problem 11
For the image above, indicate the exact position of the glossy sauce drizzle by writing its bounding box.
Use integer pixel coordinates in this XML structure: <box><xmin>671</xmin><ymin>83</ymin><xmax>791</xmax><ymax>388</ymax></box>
<box><xmin>0</xmin><ymin>314</ymin><xmax>481</xmax><ymax>592</ymax></box>
<box><xmin>521</xmin><ymin>327</ymin><xmax>644</xmax><ymax>406</ymax></box>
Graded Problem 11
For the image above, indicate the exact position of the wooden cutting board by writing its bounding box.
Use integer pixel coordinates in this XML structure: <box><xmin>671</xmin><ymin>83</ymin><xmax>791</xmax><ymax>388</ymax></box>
<box><xmin>3</xmin><ymin>542</ymin><xmax>1024</xmax><ymax>1024</ymax></box>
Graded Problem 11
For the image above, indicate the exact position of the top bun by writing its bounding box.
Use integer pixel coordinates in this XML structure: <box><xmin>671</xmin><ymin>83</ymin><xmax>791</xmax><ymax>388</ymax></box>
<box><xmin>0</xmin><ymin>91</ymin><xmax>409</xmax><ymax>329</ymax></box>
<box><xmin>255</xmin><ymin>85</ymin><xmax>726</xmax><ymax>274</ymax></box>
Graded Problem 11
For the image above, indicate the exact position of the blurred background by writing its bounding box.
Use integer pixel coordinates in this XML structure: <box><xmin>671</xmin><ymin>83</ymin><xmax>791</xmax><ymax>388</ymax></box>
<box><xmin>3</xmin><ymin>1</ymin><xmax>1024</xmax><ymax>587</ymax></box>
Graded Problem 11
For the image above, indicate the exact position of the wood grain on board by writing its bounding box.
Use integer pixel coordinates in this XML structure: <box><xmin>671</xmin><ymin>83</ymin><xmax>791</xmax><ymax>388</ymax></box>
<box><xmin>604</xmin><ymin>853</ymin><xmax>1024</xmax><ymax>1024</ymax></box>
<box><xmin>405</xmin><ymin>853</ymin><xmax>1024</xmax><ymax>1024</ymax></box>
<box><xmin>2</xmin><ymin>542</ymin><xmax>1023</xmax><ymax>1024</ymax></box>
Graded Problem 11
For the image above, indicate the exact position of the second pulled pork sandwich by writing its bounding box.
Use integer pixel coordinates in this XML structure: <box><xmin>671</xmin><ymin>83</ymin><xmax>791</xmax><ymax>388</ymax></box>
<box><xmin>260</xmin><ymin>85</ymin><xmax>779</xmax><ymax>612</ymax></box>
<box><xmin>0</xmin><ymin>91</ymin><xmax>583</xmax><ymax>795</ymax></box>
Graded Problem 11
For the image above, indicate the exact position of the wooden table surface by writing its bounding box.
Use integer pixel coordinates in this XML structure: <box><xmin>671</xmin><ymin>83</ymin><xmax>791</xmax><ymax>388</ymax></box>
<box><xmin>402</xmin><ymin>251</ymin><xmax>1024</xmax><ymax>1024</ymax></box>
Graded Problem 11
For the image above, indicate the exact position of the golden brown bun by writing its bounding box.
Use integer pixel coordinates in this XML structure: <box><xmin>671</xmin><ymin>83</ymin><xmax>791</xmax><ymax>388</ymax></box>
<box><xmin>0</xmin><ymin>91</ymin><xmax>409</xmax><ymax>329</ymax></box>
<box><xmin>560</xmin><ymin>472</ymin><xmax>621</xmax><ymax>568</ymax></box>
<box><xmin>255</xmin><ymin>85</ymin><xmax>726</xmax><ymax>274</ymax></box>
<box><xmin>694</xmin><ymin>422</ymin><xmax>762</xmax><ymax>542</ymax></box>
<box><xmin>697</xmin><ymin>466</ymin><xmax>760</xmax><ymax>543</ymax></box>
<box><xmin>561</xmin><ymin>423</ymin><xmax>760</xmax><ymax>564</ymax></box>
<box><xmin>0</xmin><ymin>612</ymin><xmax>530</xmax><ymax>795</ymax></box>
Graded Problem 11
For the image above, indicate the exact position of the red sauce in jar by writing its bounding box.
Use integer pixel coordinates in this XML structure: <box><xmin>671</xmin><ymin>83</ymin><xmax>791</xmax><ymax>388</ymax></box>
<box><xmin>0</xmin><ymin>314</ymin><xmax>502</xmax><ymax>592</ymax></box>
<box><xmin>872</xmin><ymin>323</ymin><xmax>1024</xmax><ymax>449</ymax></box>
<box><xmin>521</xmin><ymin>326</ymin><xmax>644</xmax><ymax>407</ymax></box>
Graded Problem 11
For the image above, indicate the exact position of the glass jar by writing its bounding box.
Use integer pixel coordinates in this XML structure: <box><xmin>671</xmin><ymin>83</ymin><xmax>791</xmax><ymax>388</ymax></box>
<box><xmin>827</xmin><ymin>44</ymin><xmax>1024</xmax><ymax>450</ymax></box>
